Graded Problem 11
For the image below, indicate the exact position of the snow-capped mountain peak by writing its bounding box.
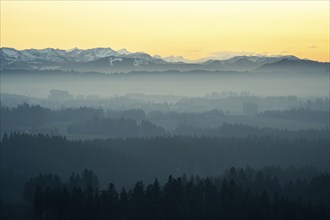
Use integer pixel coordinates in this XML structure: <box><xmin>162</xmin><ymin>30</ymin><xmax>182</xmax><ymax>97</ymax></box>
<box><xmin>117</xmin><ymin>48</ymin><xmax>131</xmax><ymax>55</ymax></box>
<box><xmin>2</xmin><ymin>47</ymin><xmax>325</xmax><ymax>73</ymax></box>
<box><xmin>1</xmin><ymin>47</ymin><xmax>21</xmax><ymax>58</ymax></box>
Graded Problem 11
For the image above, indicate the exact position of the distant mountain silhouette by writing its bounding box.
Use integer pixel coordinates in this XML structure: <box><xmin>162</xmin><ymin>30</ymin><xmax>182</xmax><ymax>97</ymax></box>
<box><xmin>201</xmin><ymin>56</ymin><xmax>300</xmax><ymax>71</ymax></box>
<box><xmin>257</xmin><ymin>58</ymin><xmax>329</xmax><ymax>74</ymax></box>
<box><xmin>1</xmin><ymin>47</ymin><xmax>328</xmax><ymax>73</ymax></box>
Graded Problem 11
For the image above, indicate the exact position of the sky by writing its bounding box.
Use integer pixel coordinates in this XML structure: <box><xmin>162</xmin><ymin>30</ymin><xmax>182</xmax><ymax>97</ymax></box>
<box><xmin>0</xmin><ymin>0</ymin><xmax>329</xmax><ymax>62</ymax></box>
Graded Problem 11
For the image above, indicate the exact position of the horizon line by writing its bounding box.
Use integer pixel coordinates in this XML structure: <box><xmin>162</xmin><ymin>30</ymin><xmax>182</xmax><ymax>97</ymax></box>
<box><xmin>1</xmin><ymin>46</ymin><xmax>324</xmax><ymax>63</ymax></box>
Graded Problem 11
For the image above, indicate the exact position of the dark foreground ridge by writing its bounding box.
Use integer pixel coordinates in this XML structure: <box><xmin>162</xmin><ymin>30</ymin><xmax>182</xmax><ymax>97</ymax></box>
<box><xmin>2</xmin><ymin>168</ymin><xmax>329</xmax><ymax>220</ymax></box>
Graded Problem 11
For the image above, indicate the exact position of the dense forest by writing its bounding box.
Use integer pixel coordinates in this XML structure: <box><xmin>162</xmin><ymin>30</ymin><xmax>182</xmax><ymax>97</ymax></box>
<box><xmin>0</xmin><ymin>104</ymin><xmax>104</xmax><ymax>128</ymax></box>
<box><xmin>175</xmin><ymin>123</ymin><xmax>329</xmax><ymax>139</ymax></box>
<box><xmin>259</xmin><ymin>109</ymin><xmax>330</xmax><ymax>123</ymax></box>
<box><xmin>1</xmin><ymin>1</ymin><xmax>330</xmax><ymax>218</ymax></box>
<box><xmin>2</xmin><ymin>101</ymin><xmax>330</xmax><ymax>131</ymax></box>
<box><xmin>1</xmin><ymin>103</ymin><xmax>329</xmax><ymax>139</ymax></box>
<box><xmin>67</xmin><ymin>117</ymin><xmax>166</xmax><ymax>137</ymax></box>
<box><xmin>1</xmin><ymin>168</ymin><xmax>329</xmax><ymax>220</ymax></box>
<box><xmin>1</xmin><ymin>100</ymin><xmax>329</xmax><ymax>219</ymax></box>
<box><xmin>1</xmin><ymin>96</ymin><xmax>329</xmax><ymax>220</ymax></box>
<box><xmin>1</xmin><ymin>133</ymin><xmax>329</xmax><ymax>207</ymax></box>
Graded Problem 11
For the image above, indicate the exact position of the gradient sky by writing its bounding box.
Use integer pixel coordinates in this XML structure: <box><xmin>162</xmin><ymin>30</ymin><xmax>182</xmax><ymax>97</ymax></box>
<box><xmin>1</xmin><ymin>1</ymin><xmax>329</xmax><ymax>62</ymax></box>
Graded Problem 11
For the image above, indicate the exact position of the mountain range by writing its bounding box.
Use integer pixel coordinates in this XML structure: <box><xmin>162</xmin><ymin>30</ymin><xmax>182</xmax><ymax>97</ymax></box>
<box><xmin>1</xmin><ymin>47</ymin><xmax>329</xmax><ymax>73</ymax></box>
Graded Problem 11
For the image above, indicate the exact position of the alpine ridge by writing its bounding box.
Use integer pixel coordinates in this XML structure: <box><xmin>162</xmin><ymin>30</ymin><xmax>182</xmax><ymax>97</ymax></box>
<box><xmin>1</xmin><ymin>47</ymin><xmax>328</xmax><ymax>73</ymax></box>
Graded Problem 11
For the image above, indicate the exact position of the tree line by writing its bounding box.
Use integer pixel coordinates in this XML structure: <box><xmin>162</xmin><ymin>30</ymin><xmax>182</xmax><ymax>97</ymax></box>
<box><xmin>1</xmin><ymin>103</ymin><xmax>328</xmax><ymax>139</ymax></box>
<box><xmin>4</xmin><ymin>168</ymin><xmax>328</xmax><ymax>220</ymax></box>
<box><xmin>67</xmin><ymin>116</ymin><xmax>166</xmax><ymax>137</ymax></box>
<box><xmin>1</xmin><ymin>103</ymin><xmax>104</xmax><ymax>128</ymax></box>
<box><xmin>1</xmin><ymin>133</ymin><xmax>329</xmax><ymax>209</ymax></box>
<box><xmin>175</xmin><ymin>123</ymin><xmax>329</xmax><ymax>139</ymax></box>
<box><xmin>259</xmin><ymin>108</ymin><xmax>329</xmax><ymax>123</ymax></box>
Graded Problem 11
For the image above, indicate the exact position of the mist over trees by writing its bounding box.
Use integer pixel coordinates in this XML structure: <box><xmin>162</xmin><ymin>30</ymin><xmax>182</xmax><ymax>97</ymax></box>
<box><xmin>1</xmin><ymin>52</ymin><xmax>329</xmax><ymax>219</ymax></box>
<box><xmin>1</xmin><ymin>87</ymin><xmax>329</xmax><ymax>217</ymax></box>
<box><xmin>67</xmin><ymin>117</ymin><xmax>166</xmax><ymax>137</ymax></box>
<box><xmin>1</xmin><ymin>132</ymin><xmax>329</xmax><ymax>208</ymax></box>
<box><xmin>1</xmin><ymin>103</ymin><xmax>329</xmax><ymax>137</ymax></box>
<box><xmin>2</xmin><ymin>168</ymin><xmax>329</xmax><ymax>220</ymax></box>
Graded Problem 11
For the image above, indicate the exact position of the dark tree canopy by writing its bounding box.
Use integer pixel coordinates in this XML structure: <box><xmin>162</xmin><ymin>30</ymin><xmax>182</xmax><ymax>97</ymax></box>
<box><xmin>23</xmin><ymin>169</ymin><xmax>330</xmax><ymax>220</ymax></box>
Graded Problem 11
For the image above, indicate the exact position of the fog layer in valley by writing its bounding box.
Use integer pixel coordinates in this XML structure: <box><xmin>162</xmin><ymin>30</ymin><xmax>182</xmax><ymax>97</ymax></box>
<box><xmin>1</xmin><ymin>50</ymin><xmax>329</xmax><ymax>219</ymax></box>
<box><xmin>1</xmin><ymin>70</ymin><xmax>329</xmax><ymax>98</ymax></box>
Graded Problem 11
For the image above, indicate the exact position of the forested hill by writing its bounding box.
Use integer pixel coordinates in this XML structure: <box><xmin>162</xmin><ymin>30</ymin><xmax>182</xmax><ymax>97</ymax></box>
<box><xmin>1</xmin><ymin>133</ymin><xmax>329</xmax><ymax>203</ymax></box>
<box><xmin>3</xmin><ymin>168</ymin><xmax>329</xmax><ymax>220</ymax></box>
<box><xmin>1</xmin><ymin>103</ymin><xmax>329</xmax><ymax>139</ymax></box>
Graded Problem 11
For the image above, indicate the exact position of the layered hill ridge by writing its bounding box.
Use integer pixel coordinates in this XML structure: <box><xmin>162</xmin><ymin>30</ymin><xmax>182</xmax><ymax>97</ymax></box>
<box><xmin>1</xmin><ymin>47</ymin><xmax>328</xmax><ymax>73</ymax></box>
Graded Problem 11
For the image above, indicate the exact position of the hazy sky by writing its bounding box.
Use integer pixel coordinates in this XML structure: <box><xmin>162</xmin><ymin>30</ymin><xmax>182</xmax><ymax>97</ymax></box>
<box><xmin>1</xmin><ymin>1</ymin><xmax>329</xmax><ymax>62</ymax></box>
